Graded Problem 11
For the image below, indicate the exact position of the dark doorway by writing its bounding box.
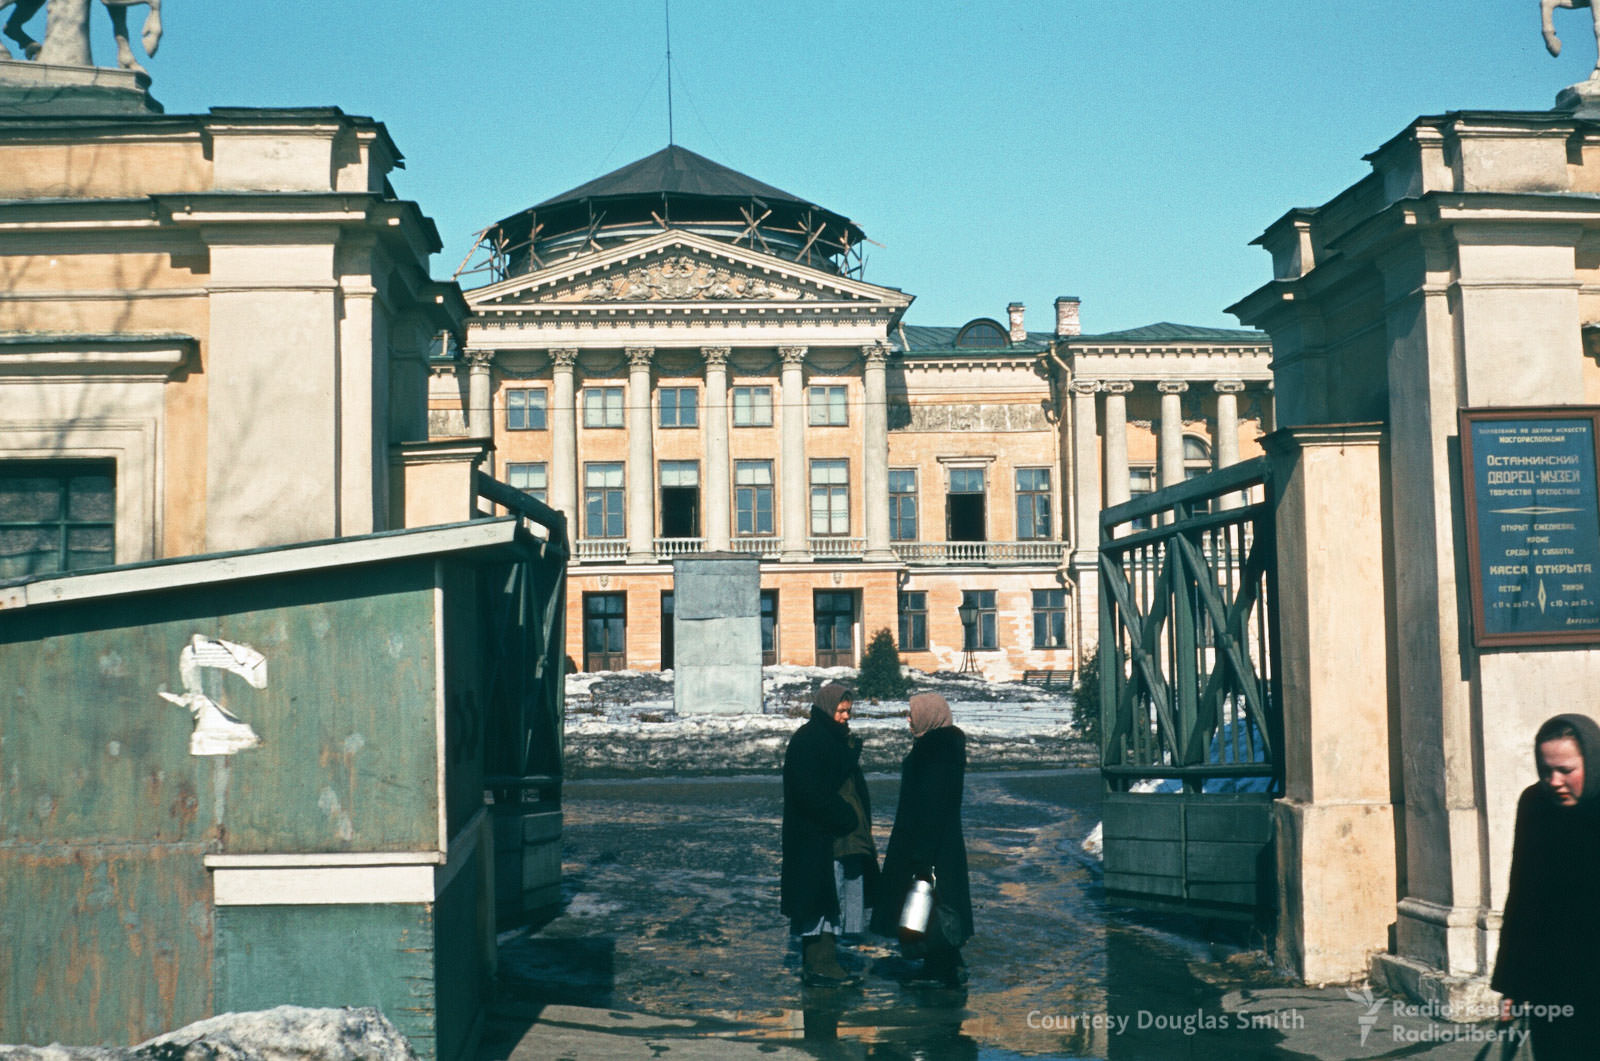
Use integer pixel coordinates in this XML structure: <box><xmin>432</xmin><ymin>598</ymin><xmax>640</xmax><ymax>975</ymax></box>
<box><xmin>661</xmin><ymin>592</ymin><xmax>674</xmax><ymax>670</ymax></box>
<box><xmin>813</xmin><ymin>591</ymin><xmax>856</xmax><ymax>668</ymax></box>
<box><xmin>660</xmin><ymin>487</ymin><xmax>700</xmax><ymax>539</ymax></box>
<box><xmin>760</xmin><ymin>589</ymin><xmax>778</xmax><ymax>666</ymax></box>
<box><xmin>583</xmin><ymin>593</ymin><xmax>626</xmax><ymax>671</ymax></box>
<box><xmin>946</xmin><ymin>467</ymin><xmax>987</xmax><ymax>542</ymax></box>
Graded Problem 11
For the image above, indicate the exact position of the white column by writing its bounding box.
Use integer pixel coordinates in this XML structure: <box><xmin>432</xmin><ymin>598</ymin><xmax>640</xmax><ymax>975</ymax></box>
<box><xmin>1103</xmin><ymin>381</ymin><xmax>1133</xmax><ymax>507</ymax></box>
<box><xmin>779</xmin><ymin>345</ymin><xmax>809</xmax><ymax>561</ymax></box>
<box><xmin>1157</xmin><ymin>380</ymin><xmax>1188</xmax><ymax>489</ymax></box>
<box><xmin>702</xmin><ymin>346</ymin><xmax>731</xmax><ymax>551</ymax></box>
<box><xmin>626</xmin><ymin>346</ymin><xmax>656</xmax><ymax>563</ymax></box>
<box><xmin>1069</xmin><ymin>379</ymin><xmax>1102</xmax><ymax>558</ymax></box>
<box><xmin>466</xmin><ymin>349</ymin><xmax>494</xmax><ymax>440</ymax></box>
<box><xmin>1215</xmin><ymin>380</ymin><xmax>1245</xmax><ymax>510</ymax></box>
<box><xmin>550</xmin><ymin>348</ymin><xmax>579</xmax><ymax>536</ymax></box>
<box><xmin>862</xmin><ymin>342</ymin><xmax>894</xmax><ymax>560</ymax></box>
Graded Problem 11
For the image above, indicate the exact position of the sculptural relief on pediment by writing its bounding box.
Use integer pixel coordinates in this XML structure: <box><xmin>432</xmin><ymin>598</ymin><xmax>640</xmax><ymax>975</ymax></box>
<box><xmin>547</xmin><ymin>255</ymin><xmax>817</xmax><ymax>304</ymax></box>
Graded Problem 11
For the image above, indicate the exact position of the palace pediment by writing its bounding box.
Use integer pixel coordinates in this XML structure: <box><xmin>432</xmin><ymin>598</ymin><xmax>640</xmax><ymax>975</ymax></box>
<box><xmin>466</xmin><ymin>230</ymin><xmax>908</xmax><ymax>315</ymax></box>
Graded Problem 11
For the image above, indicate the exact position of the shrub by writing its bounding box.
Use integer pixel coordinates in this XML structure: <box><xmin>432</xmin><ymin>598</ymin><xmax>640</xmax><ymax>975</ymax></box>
<box><xmin>856</xmin><ymin>628</ymin><xmax>909</xmax><ymax>701</ymax></box>
<box><xmin>1073</xmin><ymin>645</ymin><xmax>1103</xmax><ymax>747</ymax></box>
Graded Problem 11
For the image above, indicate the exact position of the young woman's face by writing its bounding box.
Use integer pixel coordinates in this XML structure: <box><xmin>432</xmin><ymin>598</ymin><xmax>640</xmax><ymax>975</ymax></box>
<box><xmin>833</xmin><ymin>699</ymin><xmax>853</xmax><ymax>725</ymax></box>
<box><xmin>1538</xmin><ymin>736</ymin><xmax>1586</xmax><ymax>806</ymax></box>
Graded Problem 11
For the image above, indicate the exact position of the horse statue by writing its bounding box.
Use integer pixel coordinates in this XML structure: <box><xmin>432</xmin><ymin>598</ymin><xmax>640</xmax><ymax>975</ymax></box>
<box><xmin>1542</xmin><ymin>0</ymin><xmax>1600</xmax><ymax>76</ymax></box>
<box><xmin>0</xmin><ymin>0</ymin><xmax>162</xmax><ymax>75</ymax></box>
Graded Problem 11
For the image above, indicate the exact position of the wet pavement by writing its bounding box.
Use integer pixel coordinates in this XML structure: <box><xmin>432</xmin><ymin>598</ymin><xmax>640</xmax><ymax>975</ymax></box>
<box><xmin>482</xmin><ymin>769</ymin><xmax>1504</xmax><ymax>1060</ymax></box>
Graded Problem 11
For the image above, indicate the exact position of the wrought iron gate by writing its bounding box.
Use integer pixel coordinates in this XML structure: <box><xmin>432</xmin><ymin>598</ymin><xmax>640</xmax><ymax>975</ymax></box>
<box><xmin>1098</xmin><ymin>456</ymin><xmax>1283</xmax><ymax>919</ymax></box>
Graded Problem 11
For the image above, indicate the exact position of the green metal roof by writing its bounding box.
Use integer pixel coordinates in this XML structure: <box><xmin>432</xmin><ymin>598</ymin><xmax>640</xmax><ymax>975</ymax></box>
<box><xmin>896</xmin><ymin>324</ymin><xmax>1052</xmax><ymax>354</ymax></box>
<box><xmin>1068</xmin><ymin>322</ymin><xmax>1268</xmax><ymax>343</ymax></box>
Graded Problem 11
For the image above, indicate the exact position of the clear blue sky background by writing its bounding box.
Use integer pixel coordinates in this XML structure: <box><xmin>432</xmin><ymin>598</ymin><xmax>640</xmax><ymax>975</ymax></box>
<box><xmin>102</xmin><ymin>0</ymin><xmax>1600</xmax><ymax>332</ymax></box>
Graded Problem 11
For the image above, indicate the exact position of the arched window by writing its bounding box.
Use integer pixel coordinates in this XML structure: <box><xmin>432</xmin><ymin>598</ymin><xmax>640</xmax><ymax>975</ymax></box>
<box><xmin>1182</xmin><ymin>436</ymin><xmax>1211</xmax><ymax>462</ymax></box>
<box><xmin>954</xmin><ymin>319</ymin><xmax>1009</xmax><ymax>348</ymax></box>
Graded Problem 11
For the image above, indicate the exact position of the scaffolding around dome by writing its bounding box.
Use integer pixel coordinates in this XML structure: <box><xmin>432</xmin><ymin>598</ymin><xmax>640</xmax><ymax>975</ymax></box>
<box><xmin>453</xmin><ymin>145</ymin><xmax>871</xmax><ymax>284</ymax></box>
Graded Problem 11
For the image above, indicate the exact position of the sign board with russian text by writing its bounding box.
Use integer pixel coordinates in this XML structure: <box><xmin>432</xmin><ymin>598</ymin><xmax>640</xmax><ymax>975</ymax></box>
<box><xmin>1460</xmin><ymin>407</ymin><xmax>1600</xmax><ymax>648</ymax></box>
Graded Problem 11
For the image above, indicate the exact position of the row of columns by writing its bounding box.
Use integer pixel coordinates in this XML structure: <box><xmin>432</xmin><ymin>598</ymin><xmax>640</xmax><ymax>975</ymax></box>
<box><xmin>481</xmin><ymin>343</ymin><xmax>895</xmax><ymax>563</ymax></box>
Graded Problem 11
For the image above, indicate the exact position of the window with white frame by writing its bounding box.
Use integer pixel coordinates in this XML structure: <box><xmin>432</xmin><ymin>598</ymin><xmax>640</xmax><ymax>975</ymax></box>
<box><xmin>808</xmin><ymin>385</ymin><xmax>847</xmax><ymax>426</ymax></box>
<box><xmin>506</xmin><ymin>462</ymin><xmax>547</xmax><ymax>502</ymax></box>
<box><xmin>809</xmin><ymin>459</ymin><xmax>849</xmax><ymax>536</ymax></box>
<box><xmin>506</xmin><ymin>388</ymin><xmax>547</xmax><ymax>431</ymax></box>
<box><xmin>1032</xmin><ymin>588</ymin><xmax>1068</xmax><ymax>649</ymax></box>
<box><xmin>659</xmin><ymin>387</ymin><xmax>698</xmax><ymax>428</ymax></box>
<box><xmin>584</xmin><ymin>462</ymin><xmax>625</xmax><ymax>538</ymax></box>
<box><xmin>582</xmin><ymin>386</ymin><xmax>624</xmax><ymax>428</ymax></box>
<box><xmin>732</xmin><ymin>385</ymin><xmax>772</xmax><ymax>427</ymax></box>
<box><xmin>735</xmin><ymin>460</ymin><xmax>774</xmax><ymax>536</ymax></box>
<box><xmin>1015</xmin><ymin>468</ymin><xmax>1052</xmax><ymax>540</ymax></box>
<box><xmin>889</xmin><ymin>468</ymin><xmax>918</xmax><ymax>541</ymax></box>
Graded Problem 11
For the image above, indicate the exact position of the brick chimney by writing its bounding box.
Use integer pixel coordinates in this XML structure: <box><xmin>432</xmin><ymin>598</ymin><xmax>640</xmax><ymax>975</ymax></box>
<box><xmin>1007</xmin><ymin>302</ymin><xmax>1026</xmax><ymax>343</ymax></box>
<box><xmin>1055</xmin><ymin>296</ymin><xmax>1081</xmax><ymax>338</ymax></box>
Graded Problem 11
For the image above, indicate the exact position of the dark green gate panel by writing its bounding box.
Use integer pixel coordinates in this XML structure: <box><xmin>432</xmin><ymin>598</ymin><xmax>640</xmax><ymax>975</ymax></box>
<box><xmin>215</xmin><ymin>904</ymin><xmax>437</xmax><ymax>1054</ymax></box>
<box><xmin>0</xmin><ymin>844</ymin><xmax>212</xmax><ymax>1045</ymax></box>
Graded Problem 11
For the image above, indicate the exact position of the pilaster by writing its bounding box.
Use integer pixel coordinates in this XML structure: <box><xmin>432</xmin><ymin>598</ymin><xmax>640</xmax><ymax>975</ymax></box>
<box><xmin>626</xmin><ymin>346</ymin><xmax>655</xmax><ymax>563</ymax></box>
<box><xmin>862</xmin><ymin>342</ymin><xmax>895</xmax><ymax>560</ymax></box>
<box><xmin>702</xmin><ymin>347</ymin><xmax>731</xmax><ymax>552</ymax></box>
<box><xmin>549</xmin><ymin>348</ymin><xmax>578</xmax><ymax>533</ymax></box>
<box><xmin>779</xmin><ymin>346</ymin><xmax>809</xmax><ymax>561</ymax></box>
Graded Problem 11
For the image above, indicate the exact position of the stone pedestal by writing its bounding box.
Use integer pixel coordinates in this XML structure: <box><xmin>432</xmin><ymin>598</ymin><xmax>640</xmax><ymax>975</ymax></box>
<box><xmin>0</xmin><ymin>59</ymin><xmax>162</xmax><ymax>114</ymax></box>
<box><xmin>1266</xmin><ymin>425</ymin><xmax>1397</xmax><ymax>985</ymax></box>
<box><xmin>671</xmin><ymin>553</ymin><xmax>762</xmax><ymax>715</ymax></box>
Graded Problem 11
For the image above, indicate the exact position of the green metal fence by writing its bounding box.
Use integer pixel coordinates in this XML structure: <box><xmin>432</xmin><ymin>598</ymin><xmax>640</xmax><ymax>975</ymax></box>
<box><xmin>1097</xmin><ymin>456</ymin><xmax>1283</xmax><ymax>917</ymax></box>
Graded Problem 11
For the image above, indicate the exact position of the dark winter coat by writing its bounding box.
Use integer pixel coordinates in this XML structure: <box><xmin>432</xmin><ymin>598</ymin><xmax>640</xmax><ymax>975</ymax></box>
<box><xmin>780</xmin><ymin>704</ymin><xmax>877</xmax><ymax>926</ymax></box>
<box><xmin>1491</xmin><ymin>713</ymin><xmax>1600</xmax><ymax>1008</ymax></box>
<box><xmin>870</xmin><ymin>725</ymin><xmax>973</xmax><ymax>943</ymax></box>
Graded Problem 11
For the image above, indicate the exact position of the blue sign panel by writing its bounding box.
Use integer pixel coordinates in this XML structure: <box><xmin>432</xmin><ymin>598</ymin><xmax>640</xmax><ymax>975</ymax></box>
<box><xmin>1462</xmin><ymin>411</ymin><xmax>1600</xmax><ymax>646</ymax></box>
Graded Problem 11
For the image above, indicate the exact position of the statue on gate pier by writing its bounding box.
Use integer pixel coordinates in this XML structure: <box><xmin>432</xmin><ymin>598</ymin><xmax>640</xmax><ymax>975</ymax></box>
<box><xmin>1</xmin><ymin>0</ymin><xmax>163</xmax><ymax>75</ymax></box>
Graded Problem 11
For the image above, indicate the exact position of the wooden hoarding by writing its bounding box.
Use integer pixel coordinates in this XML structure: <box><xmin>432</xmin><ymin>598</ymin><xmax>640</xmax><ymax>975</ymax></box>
<box><xmin>1459</xmin><ymin>407</ymin><xmax>1600</xmax><ymax>648</ymax></box>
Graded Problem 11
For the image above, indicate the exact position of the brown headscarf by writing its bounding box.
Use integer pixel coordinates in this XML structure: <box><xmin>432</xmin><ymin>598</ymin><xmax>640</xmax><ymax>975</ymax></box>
<box><xmin>908</xmin><ymin>692</ymin><xmax>953</xmax><ymax>738</ymax></box>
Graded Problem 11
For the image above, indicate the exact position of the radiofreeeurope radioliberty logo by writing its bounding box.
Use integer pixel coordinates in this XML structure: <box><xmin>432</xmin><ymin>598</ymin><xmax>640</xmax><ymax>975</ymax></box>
<box><xmin>1345</xmin><ymin>988</ymin><xmax>1385</xmax><ymax>1046</ymax></box>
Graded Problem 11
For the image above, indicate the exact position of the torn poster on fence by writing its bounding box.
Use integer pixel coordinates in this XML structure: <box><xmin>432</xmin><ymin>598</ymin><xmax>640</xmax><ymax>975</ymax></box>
<box><xmin>159</xmin><ymin>634</ymin><xmax>268</xmax><ymax>755</ymax></box>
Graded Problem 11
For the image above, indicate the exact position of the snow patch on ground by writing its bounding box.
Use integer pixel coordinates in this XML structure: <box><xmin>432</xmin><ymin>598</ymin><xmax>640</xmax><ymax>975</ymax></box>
<box><xmin>562</xmin><ymin>666</ymin><xmax>1094</xmax><ymax>778</ymax></box>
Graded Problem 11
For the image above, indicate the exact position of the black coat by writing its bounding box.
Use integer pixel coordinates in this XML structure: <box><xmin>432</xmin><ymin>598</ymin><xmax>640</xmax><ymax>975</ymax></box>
<box><xmin>780</xmin><ymin>706</ymin><xmax>877</xmax><ymax>925</ymax></box>
<box><xmin>870</xmin><ymin>725</ymin><xmax>973</xmax><ymax>942</ymax></box>
<box><xmin>1491</xmin><ymin>731</ymin><xmax>1600</xmax><ymax>1007</ymax></box>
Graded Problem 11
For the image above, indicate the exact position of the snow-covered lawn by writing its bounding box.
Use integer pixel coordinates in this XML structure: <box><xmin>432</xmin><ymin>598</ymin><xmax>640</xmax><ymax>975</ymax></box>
<box><xmin>562</xmin><ymin>665</ymin><xmax>1093</xmax><ymax>778</ymax></box>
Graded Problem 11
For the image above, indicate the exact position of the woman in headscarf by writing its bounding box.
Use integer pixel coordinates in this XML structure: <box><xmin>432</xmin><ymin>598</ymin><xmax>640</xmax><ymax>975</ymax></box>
<box><xmin>1491</xmin><ymin>713</ymin><xmax>1600</xmax><ymax>1059</ymax></box>
<box><xmin>871</xmin><ymin>691</ymin><xmax>973</xmax><ymax>986</ymax></box>
<box><xmin>780</xmin><ymin>682</ymin><xmax>878</xmax><ymax>986</ymax></box>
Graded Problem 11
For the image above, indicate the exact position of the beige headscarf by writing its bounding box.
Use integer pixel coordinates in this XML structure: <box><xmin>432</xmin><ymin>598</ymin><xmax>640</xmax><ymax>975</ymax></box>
<box><xmin>908</xmin><ymin>692</ymin><xmax>953</xmax><ymax>738</ymax></box>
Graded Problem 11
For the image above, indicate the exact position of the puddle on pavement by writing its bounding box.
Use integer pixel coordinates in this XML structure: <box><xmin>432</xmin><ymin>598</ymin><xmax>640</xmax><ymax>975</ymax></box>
<box><xmin>490</xmin><ymin>770</ymin><xmax>1298</xmax><ymax>1060</ymax></box>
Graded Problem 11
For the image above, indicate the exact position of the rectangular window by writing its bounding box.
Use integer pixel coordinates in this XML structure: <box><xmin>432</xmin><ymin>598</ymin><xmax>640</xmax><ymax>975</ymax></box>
<box><xmin>961</xmin><ymin>589</ymin><xmax>998</xmax><ymax>651</ymax></box>
<box><xmin>583</xmin><ymin>462</ymin><xmax>625</xmax><ymax>538</ymax></box>
<box><xmin>582</xmin><ymin>592</ymin><xmax>627</xmax><ymax>671</ymax></box>
<box><xmin>808</xmin><ymin>385</ymin><xmax>848</xmax><ymax>426</ymax></box>
<box><xmin>506</xmin><ymin>462</ymin><xmax>547</xmax><ymax>502</ymax></box>
<box><xmin>1033</xmin><ymin>588</ymin><xmax>1068</xmax><ymax>649</ymax></box>
<box><xmin>898</xmin><ymin>591</ymin><xmax>927</xmax><ymax>652</ymax></box>
<box><xmin>732</xmin><ymin>385</ymin><xmax>772</xmax><ymax>427</ymax></box>
<box><xmin>1130</xmin><ymin>467</ymin><xmax>1156</xmax><ymax>530</ymax></box>
<box><xmin>659</xmin><ymin>387</ymin><xmax>698</xmax><ymax>428</ymax></box>
<box><xmin>809</xmin><ymin>459</ymin><xmax>850</xmax><ymax>536</ymax></box>
<box><xmin>1016</xmin><ymin>468</ymin><xmax>1053</xmax><ymax>540</ymax></box>
<box><xmin>735</xmin><ymin>460</ymin><xmax>774</xmax><ymax>536</ymax></box>
<box><xmin>582</xmin><ymin>386</ymin><xmax>624</xmax><ymax>428</ymax></box>
<box><xmin>760</xmin><ymin>589</ymin><xmax>778</xmax><ymax>666</ymax></box>
<box><xmin>659</xmin><ymin>460</ymin><xmax>700</xmax><ymax>538</ymax></box>
<box><xmin>0</xmin><ymin>460</ymin><xmax>115</xmax><ymax>578</ymax></box>
<box><xmin>506</xmin><ymin>388</ymin><xmax>547</xmax><ymax>431</ymax></box>
<box><xmin>889</xmin><ymin>468</ymin><xmax>918</xmax><ymax>541</ymax></box>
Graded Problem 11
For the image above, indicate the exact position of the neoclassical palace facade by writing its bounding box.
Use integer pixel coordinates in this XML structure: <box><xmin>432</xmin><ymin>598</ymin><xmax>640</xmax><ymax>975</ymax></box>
<box><xmin>432</xmin><ymin>146</ymin><xmax>1272</xmax><ymax>678</ymax></box>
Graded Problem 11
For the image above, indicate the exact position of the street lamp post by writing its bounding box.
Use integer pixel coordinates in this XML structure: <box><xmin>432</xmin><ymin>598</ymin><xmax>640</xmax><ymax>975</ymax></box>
<box><xmin>957</xmin><ymin>599</ymin><xmax>979</xmax><ymax>675</ymax></box>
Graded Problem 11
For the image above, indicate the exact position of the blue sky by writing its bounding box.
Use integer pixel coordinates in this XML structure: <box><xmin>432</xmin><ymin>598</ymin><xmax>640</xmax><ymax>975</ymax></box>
<box><xmin>99</xmin><ymin>1</ymin><xmax>1600</xmax><ymax>332</ymax></box>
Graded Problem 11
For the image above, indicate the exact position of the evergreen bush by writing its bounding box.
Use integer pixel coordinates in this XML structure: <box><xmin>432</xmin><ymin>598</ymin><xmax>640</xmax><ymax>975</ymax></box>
<box><xmin>856</xmin><ymin>627</ymin><xmax>909</xmax><ymax>701</ymax></box>
<box><xmin>1073</xmin><ymin>645</ymin><xmax>1102</xmax><ymax>747</ymax></box>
